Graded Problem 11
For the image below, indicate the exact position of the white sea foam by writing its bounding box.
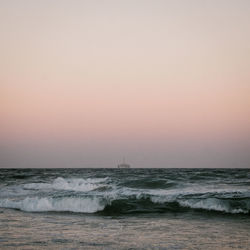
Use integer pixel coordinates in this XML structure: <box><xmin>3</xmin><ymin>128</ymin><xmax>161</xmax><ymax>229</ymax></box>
<box><xmin>24</xmin><ymin>177</ymin><xmax>109</xmax><ymax>192</ymax></box>
<box><xmin>150</xmin><ymin>195</ymin><xmax>176</xmax><ymax>204</ymax></box>
<box><xmin>116</xmin><ymin>185</ymin><xmax>250</xmax><ymax>201</ymax></box>
<box><xmin>1</xmin><ymin>175</ymin><xmax>249</xmax><ymax>215</ymax></box>
<box><xmin>179</xmin><ymin>198</ymin><xmax>249</xmax><ymax>214</ymax></box>
<box><xmin>0</xmin><ymin>197</ymin><xmax>105</xmax><ymax>213</ymax></box>
<box><xmin>150</xmin><ymin>195</ymin><xmax>250</xmax><ymax>214</ymax></box>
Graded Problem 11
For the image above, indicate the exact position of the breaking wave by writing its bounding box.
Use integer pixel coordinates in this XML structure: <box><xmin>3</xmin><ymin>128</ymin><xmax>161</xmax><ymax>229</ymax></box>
<box><xmin>0</xmin><ymin>197</ymin><xmax>105</xmax><ymax>213</ymax></box>
<box><xmin>178</xmin><ymin>198</ymin><xmax>250</xmax><ymax>214</ymax></box>
<box><xmin>0</xmin><ymin>195</ymin><xmax>249</xmax><ymax>215</ymax></box>
<box><xmin>0</xmin><ymin>173</ymin><xmax>250</xmax><ymax>216</ymax></box>
<box><xmin>23</xmin><ymin>177</ymin><xmax>109</xmax><ymax>192</ymax></box>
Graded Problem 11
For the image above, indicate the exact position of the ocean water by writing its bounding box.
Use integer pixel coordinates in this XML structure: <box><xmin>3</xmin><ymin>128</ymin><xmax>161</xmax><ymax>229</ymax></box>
<box><xmin>0</xmin><ymin>168</ymin><xmax>249</xmax><ymax>249</ymax></box>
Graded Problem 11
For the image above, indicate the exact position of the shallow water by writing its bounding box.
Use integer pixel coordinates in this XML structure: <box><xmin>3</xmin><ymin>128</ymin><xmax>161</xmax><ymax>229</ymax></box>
<box><xmin>0</xmin><ymin>209</ymin><xmax>250</xmax><ymax>249</ymax></box>
<box><xmin>0</xmin><ymin>168</ymin><xmax>250</xmax><ymax>249</ymax></box>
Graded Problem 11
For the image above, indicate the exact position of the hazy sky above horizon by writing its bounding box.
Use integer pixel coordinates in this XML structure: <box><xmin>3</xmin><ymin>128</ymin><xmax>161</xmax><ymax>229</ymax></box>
<box><xmin>1</xmin><ymin>0</ymin><xmax>250</xmax><ymax>167</ymax></box>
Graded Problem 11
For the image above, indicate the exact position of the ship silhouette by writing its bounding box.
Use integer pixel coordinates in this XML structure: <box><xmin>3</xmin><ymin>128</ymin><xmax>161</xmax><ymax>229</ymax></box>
<box><xmin>117</xmin><ymin>158</ymin><xmax>131</xmax><ymax>168</ymax></box>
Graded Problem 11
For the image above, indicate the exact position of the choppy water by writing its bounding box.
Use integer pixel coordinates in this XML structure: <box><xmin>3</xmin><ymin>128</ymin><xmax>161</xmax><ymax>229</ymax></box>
<box><xmin>0</xmin><ymin>168</ymin><xmax>250</xmax><ymax>249</ymax></box>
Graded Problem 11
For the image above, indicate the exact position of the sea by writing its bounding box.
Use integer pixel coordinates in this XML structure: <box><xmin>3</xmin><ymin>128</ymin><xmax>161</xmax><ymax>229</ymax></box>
<box><xmin>0</xmin><ymin>168</ymin><xmax>249</xmax><ymax>249</ymax></box>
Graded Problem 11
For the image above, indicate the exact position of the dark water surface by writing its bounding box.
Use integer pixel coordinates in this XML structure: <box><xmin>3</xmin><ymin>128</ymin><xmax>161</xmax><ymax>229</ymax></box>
<box><xmin>0</xmin><ymin>168</ymin><xmax>249</xmax><ymax>249</ymax></box>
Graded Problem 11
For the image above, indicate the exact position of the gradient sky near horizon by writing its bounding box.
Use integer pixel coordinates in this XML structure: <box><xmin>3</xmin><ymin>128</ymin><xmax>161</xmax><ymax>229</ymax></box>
<box><xmin>1</xmin><ymin>0</ymin><xmax>250</xmax><ymax>168</ymax></box>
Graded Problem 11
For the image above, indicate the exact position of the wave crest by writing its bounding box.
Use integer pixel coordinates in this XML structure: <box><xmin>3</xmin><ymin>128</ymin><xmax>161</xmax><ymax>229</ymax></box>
<box><xmin>0</xmin><ymin>197</ymin><xmax>105</xmax><ymax>213</ymax></box>
<box><xmin>24</xmin><ymin>177</ymin><xmax>109</xmax><ymax>192</ymax></box>
<box><xmin>1</xmin><ymin>195</ymin><xmax>249</xmax><ymax>215</ymax></box>
<box><xmin>1</xmin><ymin>175</ymin><xmax>250</xmax><ymax>215</ymax></box>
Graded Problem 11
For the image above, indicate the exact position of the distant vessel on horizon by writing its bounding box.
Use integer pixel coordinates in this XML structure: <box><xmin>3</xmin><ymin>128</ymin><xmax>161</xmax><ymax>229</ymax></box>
<box><xmin>117</xmin><ymin>158</ymin><xmax>131</xmax><ymax>168</ymax></box>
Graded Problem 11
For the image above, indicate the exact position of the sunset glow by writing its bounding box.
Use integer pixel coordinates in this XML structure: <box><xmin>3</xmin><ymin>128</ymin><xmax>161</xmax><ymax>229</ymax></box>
<box><xmin>1</xmin><ymin>0</ymin><xmax>250</xmax><ymax>167</ymax></box>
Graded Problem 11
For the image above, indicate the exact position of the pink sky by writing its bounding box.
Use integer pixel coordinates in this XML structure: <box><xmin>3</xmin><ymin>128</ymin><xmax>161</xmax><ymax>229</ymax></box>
<box><xmin>0</xmin><ymin>0</ymin><xmax>250</xmax><ymax>167</ymax></box>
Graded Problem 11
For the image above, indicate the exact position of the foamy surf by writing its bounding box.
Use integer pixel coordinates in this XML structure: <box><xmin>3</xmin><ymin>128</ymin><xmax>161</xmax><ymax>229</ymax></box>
<box><xmin>1</xmin><ymin>168</ymin><xmax>250</xmax><ymax>250</ymax></box>
<box><xmin>24</xmin><ymin>177</ymin><xmax>110</xmax><ymax>192</ymax></box>
<box><xmin>0</xmin><ymin>169</ymin><xmax>250</xmax><ymax>215</ymax></box>
<box><xmin>0</xmin><ymin>197</ymin><xmax>105</xmax><ymax>213</ymax></box>
<box><xmin>0</xmin><ymin>194</ymin><xmax>249</xmax><ymax>214</ymax></box>
<box><xmin>178</xmin><ymin>198</ymin><xmax>250</xmax><ymax>214</ymax></box>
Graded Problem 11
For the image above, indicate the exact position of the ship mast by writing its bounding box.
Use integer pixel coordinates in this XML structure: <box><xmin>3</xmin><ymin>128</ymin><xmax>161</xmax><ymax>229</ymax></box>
<box><xmin>117</xmin><ymin>157</ymin><xmax>130</xmax><ymax>168</ymax></box>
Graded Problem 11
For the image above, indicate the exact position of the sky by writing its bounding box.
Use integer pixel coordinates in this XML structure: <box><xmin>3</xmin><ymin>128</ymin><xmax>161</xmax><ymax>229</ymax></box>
<box><xmin>0</xmin><ymin>0</ymin><xmax>250</xmax><ymax>168</ymax></box>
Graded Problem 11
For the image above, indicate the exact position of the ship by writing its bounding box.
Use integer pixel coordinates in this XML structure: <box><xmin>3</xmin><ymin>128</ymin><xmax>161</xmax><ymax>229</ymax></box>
<box><xmin>117</xmin><ymin>158</ymin><xmax>131</xmax><ymax>168</ymax></box>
